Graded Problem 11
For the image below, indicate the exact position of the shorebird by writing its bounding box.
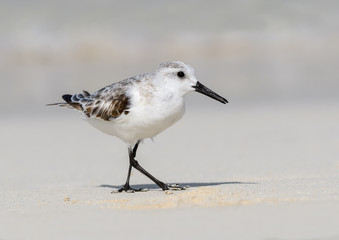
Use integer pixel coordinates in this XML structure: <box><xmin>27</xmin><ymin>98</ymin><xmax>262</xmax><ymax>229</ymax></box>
<box><xmin>49</xmin><ymin>61</ymin><xmax>228</xmax><ymax>192</ymax></box>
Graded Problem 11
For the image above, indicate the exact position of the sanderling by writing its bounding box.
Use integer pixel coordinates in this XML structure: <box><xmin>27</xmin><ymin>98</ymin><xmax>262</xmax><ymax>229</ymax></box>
<box><xmin>48</xmin><ymin>61</ymin><xmax>227</xmax><ymax>192</ymax></box>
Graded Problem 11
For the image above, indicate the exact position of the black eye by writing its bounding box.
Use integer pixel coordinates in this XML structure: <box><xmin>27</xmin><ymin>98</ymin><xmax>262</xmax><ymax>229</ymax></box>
<box><xmin>177</xmin><ymin>71</ymin><xmax>185</xmax><ymax>78</ymax></box>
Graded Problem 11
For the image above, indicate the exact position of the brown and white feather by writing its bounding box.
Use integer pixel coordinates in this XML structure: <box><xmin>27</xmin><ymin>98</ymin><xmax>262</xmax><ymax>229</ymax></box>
<box><xmin>60</xmin><ymin>79</ymin><xmax>135</xmax><ymax>121</ymax></box>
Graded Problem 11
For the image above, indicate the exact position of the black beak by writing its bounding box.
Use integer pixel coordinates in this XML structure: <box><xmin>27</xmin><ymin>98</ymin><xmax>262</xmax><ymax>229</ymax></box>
<box><xmin>193</xmin><ymin>81</ymin><xmax>228</xmax><ymax>104</ymax></box>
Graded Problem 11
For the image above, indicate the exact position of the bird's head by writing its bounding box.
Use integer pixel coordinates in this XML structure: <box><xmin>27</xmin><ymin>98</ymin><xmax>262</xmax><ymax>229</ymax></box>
<box><xmin>155</xmin><ymin>61</ymin><xmax>228</xmax><ymax>104</ymax></box>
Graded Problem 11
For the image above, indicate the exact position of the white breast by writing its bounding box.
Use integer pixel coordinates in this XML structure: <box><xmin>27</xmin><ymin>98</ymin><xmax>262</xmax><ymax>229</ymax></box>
<box><xmin>86</xmin><ymin>82</ymin><xmax>186</xmax><ymax>145</ymax></box>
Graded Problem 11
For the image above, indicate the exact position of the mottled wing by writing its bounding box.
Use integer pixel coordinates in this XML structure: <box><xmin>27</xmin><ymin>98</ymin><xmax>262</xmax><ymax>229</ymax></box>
<box><xmin>84</xmin><ymin>92</ymin><xmax>130</xmax><ymax>121</ymax></box>
<box><xmin>60</xmin><ymin>86</ymin><xmax>130</xmax><ymax>121</ymax></box>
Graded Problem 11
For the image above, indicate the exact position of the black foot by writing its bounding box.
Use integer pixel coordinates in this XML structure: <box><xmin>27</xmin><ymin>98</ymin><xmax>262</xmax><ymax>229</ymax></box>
<box><xmin>111</xmin><ymin>185</ymin><xmax>148</xmax><ymax>193</ymax></box>
<box><xmin>162</xmin><ymin>184</ymin><xmax>189</xmax><ymax>191</ymax></box>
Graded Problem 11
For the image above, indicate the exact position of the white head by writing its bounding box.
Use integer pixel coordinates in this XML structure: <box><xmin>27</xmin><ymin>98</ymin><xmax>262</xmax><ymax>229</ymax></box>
<box><xmin>154</xmin><ymin>61</ymin><xmax>228</xmax><ymax>104</ymax></box>
<box><xmin>155</xmin><ymin>61</ymin><xmax>197</xmax><ymax>96</ymax></box>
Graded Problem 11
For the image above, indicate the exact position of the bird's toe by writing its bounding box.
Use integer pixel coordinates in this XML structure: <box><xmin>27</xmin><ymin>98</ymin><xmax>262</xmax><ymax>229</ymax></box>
<box><xmin>166</xmin><ymin>184</ymin><xmax>189</xmax><ymax>191</ymax></box>
<box><xmin>111</xmin><ymin>185</ymin><xmax>148</xmax><ymax>193</ymax></box>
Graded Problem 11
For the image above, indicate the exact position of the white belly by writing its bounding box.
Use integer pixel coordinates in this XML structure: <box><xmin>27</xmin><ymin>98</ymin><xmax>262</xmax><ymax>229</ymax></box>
<box><xmin>86</xmin><ymin>99</ymin><xmax>185</xmax><ymax>145</ymax></box>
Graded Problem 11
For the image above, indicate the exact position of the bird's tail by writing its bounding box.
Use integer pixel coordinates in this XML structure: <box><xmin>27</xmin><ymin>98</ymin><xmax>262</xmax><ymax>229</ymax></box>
<box><xmin>46</xmin><ymin>91</ymin><xmax>91</xmax><ymax>111</ymax></box>
<box><xmin>46</xmin><ymin>102</ymin><xmax>64</xmax><ymax>106</ymax></box>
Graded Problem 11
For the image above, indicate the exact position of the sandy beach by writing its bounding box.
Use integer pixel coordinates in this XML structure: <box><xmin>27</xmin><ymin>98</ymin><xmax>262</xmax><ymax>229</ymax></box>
<box><xmin>1</xmin><ymin>1</ymin><xmax>339</xmax><ymax>239</ymax></box>
<box><xmin>1</xmin><ymin>101</ymin><xmax>338</xmax><ymax>239</ymax></box>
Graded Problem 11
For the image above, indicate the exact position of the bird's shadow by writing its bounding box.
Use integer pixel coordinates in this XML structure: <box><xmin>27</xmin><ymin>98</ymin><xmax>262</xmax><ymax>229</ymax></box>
<box><xmin>98</xmin><ymin>181</ymin><xmax>256</xmax><ymax>190</ymax></box>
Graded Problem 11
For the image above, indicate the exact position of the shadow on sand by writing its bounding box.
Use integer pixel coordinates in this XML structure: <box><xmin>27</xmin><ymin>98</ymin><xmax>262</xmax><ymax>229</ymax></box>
<box><xmin>98</xmin><ymin>181</ymin><xmax>256</xmax><ymax>190</ymax></box>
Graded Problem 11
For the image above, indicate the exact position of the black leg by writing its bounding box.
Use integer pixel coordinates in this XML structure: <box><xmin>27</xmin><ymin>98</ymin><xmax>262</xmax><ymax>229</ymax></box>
<box><xmin>113</xmin><ymin>140</ymin><xmax>188</xmax><ymax>193</ymax></box>
<box><xmin>129</xmin><ymin>143</ymin><xmax>188</xmax><ymax>191</ymax></box>
<box><xmin>122</xmin><ymin>142</ymin><xmax>139</xmax><ymax>189</ymax></box>
<box><xmin>115</xmin><ymin>164</ymin><xmax>133</xmax><ymax>192</ymax></box>
<box><xmin>113</xmin><ymin>141</ymin><xmax>146</xmax><ymax>193</ymax></box>
<box><xmin>129</xmin><ymin>157</ymin><xmax>169</xmax><ymax>190</ymax></box>
<box><xmin>130</xmin><ymin>158</ymin><xmax>188</xmax><ymax>191</ymax></box>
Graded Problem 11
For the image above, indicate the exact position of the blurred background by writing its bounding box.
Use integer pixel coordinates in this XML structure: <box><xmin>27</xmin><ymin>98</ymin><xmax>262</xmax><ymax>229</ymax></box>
<box><xmin>1</xmin><ymin>2</ymin><xmax>339</xmax><ymax>239</ymax></box>
<box><xmin>1</xmin><ymin>0</ymin><xmax>339</xmax><ymax>187</ymax></box>
<box><xmin>1</xmin><ymin>0</ymin><xmax>339</xmax><ymax>112</ymax></box>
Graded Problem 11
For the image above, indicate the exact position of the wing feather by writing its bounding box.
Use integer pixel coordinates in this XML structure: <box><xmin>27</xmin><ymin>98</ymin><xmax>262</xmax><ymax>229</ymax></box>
<box><xmin>52</xmin><ymin>77</ymin><xmax>142</xmax><ymax>120</ymax></box>
<box><xmin>82</xmin><ymin>88</ymin><xmax>130</xmax><ymax>121</ymax></box>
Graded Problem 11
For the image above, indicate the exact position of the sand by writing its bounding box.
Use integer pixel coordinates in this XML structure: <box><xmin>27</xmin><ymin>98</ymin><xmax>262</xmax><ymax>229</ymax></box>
<box><xmin>1</xmin><ymin>101</ymin><xmax>339</xmax><ymax>240</ymax></box>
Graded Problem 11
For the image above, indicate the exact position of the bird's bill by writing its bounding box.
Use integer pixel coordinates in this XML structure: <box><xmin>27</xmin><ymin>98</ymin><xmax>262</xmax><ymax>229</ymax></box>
<box><xmin>193</xmin><ymin>81</ymin><xmax>228</xmax><ymax>104</ymax></box>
